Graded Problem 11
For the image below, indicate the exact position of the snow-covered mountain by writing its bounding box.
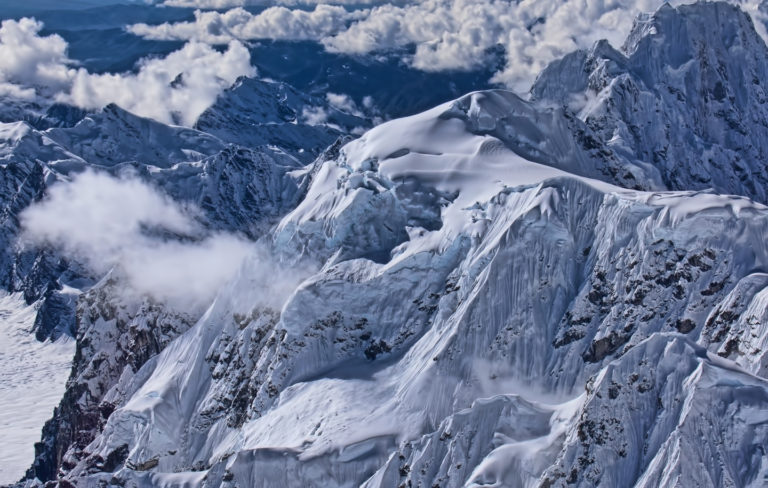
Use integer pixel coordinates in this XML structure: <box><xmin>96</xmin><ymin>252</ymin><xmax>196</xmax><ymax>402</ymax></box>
<box><xmin>0</xmin><ymin>76</ymin><xmax>361</xmax><ymax>339</ymax></box>
<box><xmin>0</xmin><ymin>75</ymin><xmax>357</xmax><ymax>484</ymax></box>
<box><xmin>195</xmin><ymin>77</ymin><xmax>368</xmax><ymax>164</ymax></box>
<box><xmin>532</xmin><ymin>1</ymin><xmax>768</xmax><ymax>204</ymax></box>
<box><xmin>7</xmin><ymin>1</ymin><xmax>768</xmax><ymax>487</ymax></box>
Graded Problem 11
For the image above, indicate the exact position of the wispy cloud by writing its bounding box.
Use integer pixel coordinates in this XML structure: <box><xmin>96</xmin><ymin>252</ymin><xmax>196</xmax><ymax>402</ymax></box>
<box><xmin>20</xmin><ymin>171</ymin><xmax>254</xmax><ymax>308</ymax></box>
<box><xmin>0</xmin><ymin>18</ymin><xmax>254</xmax><ymax>126</ymax></box>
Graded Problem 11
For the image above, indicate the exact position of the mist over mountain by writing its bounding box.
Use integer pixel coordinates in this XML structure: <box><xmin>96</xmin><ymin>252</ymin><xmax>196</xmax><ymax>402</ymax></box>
<box><xmin>2</xmin><ymin>1</ymin><xmax>768</xmax><ymax>487</ymax></box>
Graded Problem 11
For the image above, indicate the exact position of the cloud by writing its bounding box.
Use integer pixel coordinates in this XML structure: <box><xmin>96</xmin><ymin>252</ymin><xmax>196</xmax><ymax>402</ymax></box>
<box><xmin>325</xmin><ymin>92</ymin><xmax>362</xmax><ymax>116</ymax></box>
<box><xmin>0</xmin><ymin>18</ymin><xmax>254</xmax><ymax>126</ymax></box>
<box><xmin>163</xmin><ymin>0</ymin><xmax>252</xmax><ymax>7</ymax></box>
<box><xmin>0</xmin><ymin>18</ymin><xmax>72</xmax><ymax>100</ymax></box>
<box><xmin>63</xmin><ymin>40</ymin><xmax>254</xmax><ymax>126</ymax></box>
<box><xmin>20</xmin><ymin>171</ymin><xmax>254</xmax><ymax>308</ymax></box>
<box><xmin>161</xmin><ymin>0</ymin><xmax>393</xmax><ymax>7</ymax></box>
<box><xmin>129</xmin><ymin>6</ymin><xmax>365</xmax><ymax>44</ymax></box>
<box><xmin>321</xmin><ymin>0</ymin><xmax>669</xmax><ymax>91</ymax></box>
<box><xmin>301</xmin><ymin>105</ymin><xmax>330</xmax><ymax>125</ymax></box>
<box><xmin>132</xmin><ymin>0</ymin><xmax>768</xmax><ymax>93</ymax></box>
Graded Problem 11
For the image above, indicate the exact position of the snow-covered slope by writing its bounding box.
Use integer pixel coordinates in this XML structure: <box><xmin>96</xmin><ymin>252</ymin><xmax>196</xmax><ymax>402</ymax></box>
<box><xmin>0</xmin><ymin>293</ymin><xmax>73</xmax><ymax>486</ymax></box>
<box><xmin>14</xmin><ymin>127</ymin><xmax>312</xmax><ymax>483</ymax></box>
<box><xmin>0</xmin><ymin>79</ymin><xmax>344</xmax><ymax>482</ymax></box>
<box><xmin>27</xmin><ymin>3</ymin><xmax>768</xmax><ymax>487</ymax></box>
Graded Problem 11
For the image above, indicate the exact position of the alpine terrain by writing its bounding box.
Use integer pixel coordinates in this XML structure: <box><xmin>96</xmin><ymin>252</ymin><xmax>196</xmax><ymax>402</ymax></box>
<box><xmin>2</xmin><ymin>1</ymin><xmax>768</xmax><ymax>487</ymax></box>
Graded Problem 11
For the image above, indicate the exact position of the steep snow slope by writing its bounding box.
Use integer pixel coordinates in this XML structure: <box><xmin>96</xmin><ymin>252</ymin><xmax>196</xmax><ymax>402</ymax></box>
<box><xmin>68</xmin><ymin>109</ymin><xmax>768</xmax><ymax>486</ymax></box>
<box><xmin>48</xmin><ymin>4</ymin><xmax>768</xmax><ymax>486</ymax></box>
<box><xmin>20</xmin><ymin>142</ymin><xmax>310</xmax><ymax>483</ymax></box>
<box><xmin>0</xmin><ymin>83</ymin><xmax>331</xmax><ymax>481</ymax></box>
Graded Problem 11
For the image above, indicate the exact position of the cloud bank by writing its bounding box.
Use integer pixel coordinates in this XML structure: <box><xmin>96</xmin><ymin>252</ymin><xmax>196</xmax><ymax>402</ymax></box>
<box><xmin>0</xmin><ymin>18</ymin><xmax>254</xmax><ymax>125</ymax></box>
<box><xmin>132</xmin><ymin>0</ymin><xmax>768</xmax><ymax>92</ymax></box>
<box><xmin>161</xmin><ymin>0</ymin><xmax>393</xmax><ymax>7</ymax></box>
<box><xmin>0</xmin><ymin>18</ymin><xmax>71</xmax><ymax>100</ymax></box>
<box><xmin>129</xmin><ymin>6</ymin><xmax>365</xmax><ymax>44</ymax></box>
<box><xmin>20</xmin><ymin>171</ymin><xmax>253</xmax><ymax>308</ymax></box>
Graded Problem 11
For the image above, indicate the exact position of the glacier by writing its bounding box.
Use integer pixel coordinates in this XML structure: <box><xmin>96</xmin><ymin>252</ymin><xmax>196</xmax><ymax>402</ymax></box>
<box><xmin>0</xmin><ymin>293</ymin><xmax>73</xmax><ymax>485</ymax></box>
<box><xmin>4</xmin><ymin>1</ymin><xmax>768</xmax><ymax>488</ymax></box>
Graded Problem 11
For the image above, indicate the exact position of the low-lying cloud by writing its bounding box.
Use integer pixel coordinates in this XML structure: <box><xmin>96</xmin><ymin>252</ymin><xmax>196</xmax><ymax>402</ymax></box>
<box><xmin>133</xmin><ymin>0</ymin><xmax>768</xmax><ymax>93</ymax></box>
<box><xmin>0</xmin><ymin>18</ymin><xmax>254</xmax><ymax>126</ymax></box>
<box><xmin>129</xmin><ymin>6</ymin><xmax>365</xmax><ymax>44</ymax></box>
<box><xmin>0</xmin><ymin>18</ymin><xmax>71</xmax><ymax>100</ymax></box>
<box><xmin>161</xmin><ymin>0</ymin><xmax>394</xmax><ymax>7</ymax></box>
<box><xmin>20</xmin><ymin>171</ymin><xmax>254</xmax><ymax>308</ymax></box>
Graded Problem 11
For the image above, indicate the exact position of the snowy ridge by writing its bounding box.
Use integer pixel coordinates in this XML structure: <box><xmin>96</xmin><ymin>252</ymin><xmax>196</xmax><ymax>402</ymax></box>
<box><xmin>0</xmin><ymin>75</ymin><xmax>356</xmax><ymax>482</ymax></box>
<box><xmin>45</xmin><ymin>104</ymin><xmax>226</xmax><ymax>169</ymax></box>
<box><xmin>66</xmin><ymin>139</ymin><xmax>768</xmax><ymax>486</ymax></box>
<box><xmin>196</xmin><ymin>77</ymin><xmax>370</xmax><ymax>164</ymax></box>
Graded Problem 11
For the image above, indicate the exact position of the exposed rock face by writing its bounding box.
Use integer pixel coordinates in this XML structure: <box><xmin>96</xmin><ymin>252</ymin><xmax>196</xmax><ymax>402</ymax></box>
<box><xmin>28</xmin><ymin>279</ymin><xmax>198</xmax><ymax>482</ymax></box>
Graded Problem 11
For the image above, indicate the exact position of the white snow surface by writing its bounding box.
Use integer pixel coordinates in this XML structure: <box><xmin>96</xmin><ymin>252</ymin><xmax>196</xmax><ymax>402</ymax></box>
<box><xmin>0</xmin><ymin>293</ymin><xmax>74</xmax><ymax>485</ymax></box>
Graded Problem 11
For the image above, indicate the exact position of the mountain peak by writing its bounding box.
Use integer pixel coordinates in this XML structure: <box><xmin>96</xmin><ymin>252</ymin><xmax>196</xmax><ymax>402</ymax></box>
<box><xmin>533</xmin><ymin>0</ymin><xmax>768</xmax><ymax>203</ymax></box>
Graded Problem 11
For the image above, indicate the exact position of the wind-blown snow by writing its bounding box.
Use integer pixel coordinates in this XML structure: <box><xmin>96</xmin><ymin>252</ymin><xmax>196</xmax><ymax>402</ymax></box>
<box><xmin>0</xmin><ymin>293</ymin><xmax>74</xmax><ymax>485</ymax></box>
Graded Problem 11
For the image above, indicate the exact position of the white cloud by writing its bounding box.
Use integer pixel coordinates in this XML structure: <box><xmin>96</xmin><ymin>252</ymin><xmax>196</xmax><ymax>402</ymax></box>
<box><xmin>161</xmin><ymin>0</ymin><xmax>393</xmax><ymax>7</ymax></box>
<box><xmin>0</xmin><ymin>18</ymin><xmax>72</xmax><ymax>100</ymax></box>
<box><xmin>20</xmin><ymin>171</ymin><xmax>254</xmax><ymax>308</ymax></box>
<box><xmin>0</xmin><ymin>18</ymin><xmax>254</xmax><ymax>126</ymax></box>
<box><xmin>0</xmin><ymin>18</ymin><xmax>71</xmax><ymax>91</ymax></box>
<box><xmin>163</xmin><ymin>0</ymin><xmax>251</xmax><ymax>7</ymax></box>
<box><xmin>129</xmin><ymin>6</ymin><xmax>365</xmax><ymax>44</ymax></box>
<box><xmin>63</xmin><ymin>40</ymin><xmax>254</xmax><ymax>126</ymax></box>
<box><xmin>321</xmin><ymin>0</ymin><xmax>669</xmax><ymax>91</ymax></box>
<box><xmin>132</xmin><ymin>0</ymin><xmax>768</xmax><ymax>93</ymax></box>
<box><xmin>325</xmin><ymin>92</ymin><xmax>362</xmax><ymax>116</ymax></box>
<box><xmin>301</xmin><ymin>105</ymin><xmax>329</xmax><ymax>125</ymax></box>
